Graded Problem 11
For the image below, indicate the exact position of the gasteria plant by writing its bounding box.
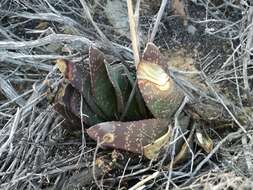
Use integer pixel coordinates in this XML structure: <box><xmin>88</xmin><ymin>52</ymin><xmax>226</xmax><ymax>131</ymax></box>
<box><xmin>52</xmin><ymin>42</ymin><xmax>233</xmax><ymax>160</ymax></box>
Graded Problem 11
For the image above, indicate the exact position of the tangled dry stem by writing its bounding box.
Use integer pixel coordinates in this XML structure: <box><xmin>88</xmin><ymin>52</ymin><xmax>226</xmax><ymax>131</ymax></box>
<box><xmin>0</xmin><ymin>0</ymin><xmax>253</xmax><ymax>189</ymax></box>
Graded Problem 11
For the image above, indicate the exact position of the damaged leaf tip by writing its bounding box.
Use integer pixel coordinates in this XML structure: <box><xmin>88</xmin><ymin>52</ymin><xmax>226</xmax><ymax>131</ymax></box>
<box><xmin>56</xmin><ymin>59</ymin><xmax>67</xmax><ymax>75</ymax></box>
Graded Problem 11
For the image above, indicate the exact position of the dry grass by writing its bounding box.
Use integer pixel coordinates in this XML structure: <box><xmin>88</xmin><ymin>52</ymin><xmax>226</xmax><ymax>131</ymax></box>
<box><xmin>0</xmin><ymin>0</ymin><xmax>253</xmax><ymax>189</ymax></box>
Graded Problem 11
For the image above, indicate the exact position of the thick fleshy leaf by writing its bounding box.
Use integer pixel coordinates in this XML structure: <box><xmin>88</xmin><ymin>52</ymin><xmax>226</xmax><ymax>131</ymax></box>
<box><xmin>52</xmin><ymin>82</ymin><xmax>82</xmax><ymax>129</ymax></box>
<box><xmin>56</xmin><ymin>59</ymin><xmax>84</xmax><ymax>92</ymax></box>
<box><xmin>137</xmin><ymin>43</ymin><xmax>184</xmax><ymax>119</ymax></box>
<box><xmin>143</xmin><ymin>126</ymin><xmax>171</xmax><ymax>159</ymax></box>
<box><xmin>52</xmin><ymin>81</ymin><xmax>104</xmax><ymax>127</ymax></box>
<box><xmin>106</xmin><ymin>63</ymin><xmax>146</xmax><ymax>120</ymax></box>
<box><xmin>89</xmin><ymin>47</ymin><xmax>117</xmax><ymax>119</ymax></box>
<box><xmin>87</xmin><ymin>119</ymin><xmax>170</xmax><ymax>158</ymax></box>
<box><xmin>105</xmin><ymin>63</ymin><xmax>128</xmax><ymax>113</ymax></box>
<box><xmin>56</xmin><ymin>59</ymin><xmax>108</xmax><ymax>120</ymax></box>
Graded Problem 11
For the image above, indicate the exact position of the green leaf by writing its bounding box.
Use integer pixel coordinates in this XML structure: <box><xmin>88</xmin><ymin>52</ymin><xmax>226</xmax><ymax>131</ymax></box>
<box><xmin>89</xmin><ymin>47</ymin><xmax>118</xmax><ymax>119</ymax></box>
<box><xmin>106</xmin><ymin>63</ymin><xmax>146</xmax><ymax>120</ymax></box>
<box><xmin>105</xmin><ymin>63</ymin><xmax>127</xmax><ymax>114</ymax></box>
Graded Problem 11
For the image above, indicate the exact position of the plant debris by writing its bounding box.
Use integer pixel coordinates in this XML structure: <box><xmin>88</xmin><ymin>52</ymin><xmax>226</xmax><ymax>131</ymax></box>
<box><xmin>0</xmin><ymin>0</ymin><xmax>253</xmax><ymax>189</ymax></box>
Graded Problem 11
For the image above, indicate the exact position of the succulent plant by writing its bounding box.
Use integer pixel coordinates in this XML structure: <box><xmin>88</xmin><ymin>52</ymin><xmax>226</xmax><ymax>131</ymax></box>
<box><xmin>51</xmin><ymin>42</ymin><xmax>222</xmax><ymax>160</ymax></box>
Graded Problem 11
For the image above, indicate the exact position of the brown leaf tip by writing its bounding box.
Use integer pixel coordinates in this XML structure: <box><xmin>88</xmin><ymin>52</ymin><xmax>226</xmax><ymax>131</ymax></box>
<box><xmin>142</xmin><ymin>42</ymin><xmax>161</xmax><ymax>64</ymax></box>
<box><xmin>55</xmin><ymin>59</ymin><xmax>75</xmax><ymax>81</ymax></box>
<box><xmin>89</xmin><ymin>46</ymin><xmax>105</xmax><ymax>73</ymax></box>
<box><xmin>89</xmin><ymin>46</ymin><xmax>106</xmax><ymax>95</ymax></box>
<box><xmin>56</xmin><ymin>59</ymin><xmax>67</xmax><ymax>75</ymax></box>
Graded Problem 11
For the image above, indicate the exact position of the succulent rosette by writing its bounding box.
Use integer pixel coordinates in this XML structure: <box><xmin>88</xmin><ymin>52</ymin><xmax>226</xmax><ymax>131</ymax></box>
<box><xmin>51</xmin><ymin>43</ymin><xmax>219</xmax><ymax>160</ymax></box>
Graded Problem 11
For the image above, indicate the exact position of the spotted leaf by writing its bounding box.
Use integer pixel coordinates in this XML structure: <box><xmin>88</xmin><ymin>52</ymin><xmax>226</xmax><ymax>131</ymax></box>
<box><xmin>87</xmin><ymin>119</ymin><xmax>170</xmax><ymax>159</ymax></box>
<box><xmin>137</xmin><ymin>43</ymin><xmax>184</xmax><ymax>119</ymax></box>
<box><xmin>89</xmin><ymin>47</ymin><xmax>117</xmax><ymax>119</ymax></box>
<box><xmin>52</xmin><ymin>80</ymin><xmax>104</xmax><ymax>127</ymax></box>
<box><xmin>56</xmin><ymin>59</ymin><xmax>108</xmax><ymax>120</ymax></box>
<box><xmin>52</xmin><ymin>81</ymin><xmax>82</xmax><ymax>129</ymax></box>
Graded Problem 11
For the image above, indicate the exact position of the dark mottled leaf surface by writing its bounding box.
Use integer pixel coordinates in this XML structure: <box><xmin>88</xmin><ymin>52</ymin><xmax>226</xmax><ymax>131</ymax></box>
<box><xmin>56</xmin><ymin>59</ymin><xmax>108</xmax><ymax>120</ymax></box>
<box><xmin>106</xmin><ymin>63</ymin><xmax>145</xmax><ymax>120</ymax></box>
<box><xmin>89</xmin><ymin>47</ymin><xmax>117</xmax><ymax>119</ymax></box>
<box><xmin>52</xmin><ymin>80</ymin><xmax>103</xmax><ymax>127</ymax></box>
<box><xmin>87</xmin><ymin>119</ymin><xmax>170</xmax><ymax>156</ymax></box>
<box><xmin>137</xmin><ymin>43</ymin><xmax>184</xmax><ymax>119</ymax></box>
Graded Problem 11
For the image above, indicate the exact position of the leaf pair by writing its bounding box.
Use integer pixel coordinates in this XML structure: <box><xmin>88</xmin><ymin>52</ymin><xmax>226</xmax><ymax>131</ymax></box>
<box><xmin>56</xmin><ymin>49</ymin><xmax>117</xmax><ymax>120</ymax></box>
<box><xmin>56</xmin><ymin>59</ymin><xmax>103</xmax><ymax>116</ymax></box>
